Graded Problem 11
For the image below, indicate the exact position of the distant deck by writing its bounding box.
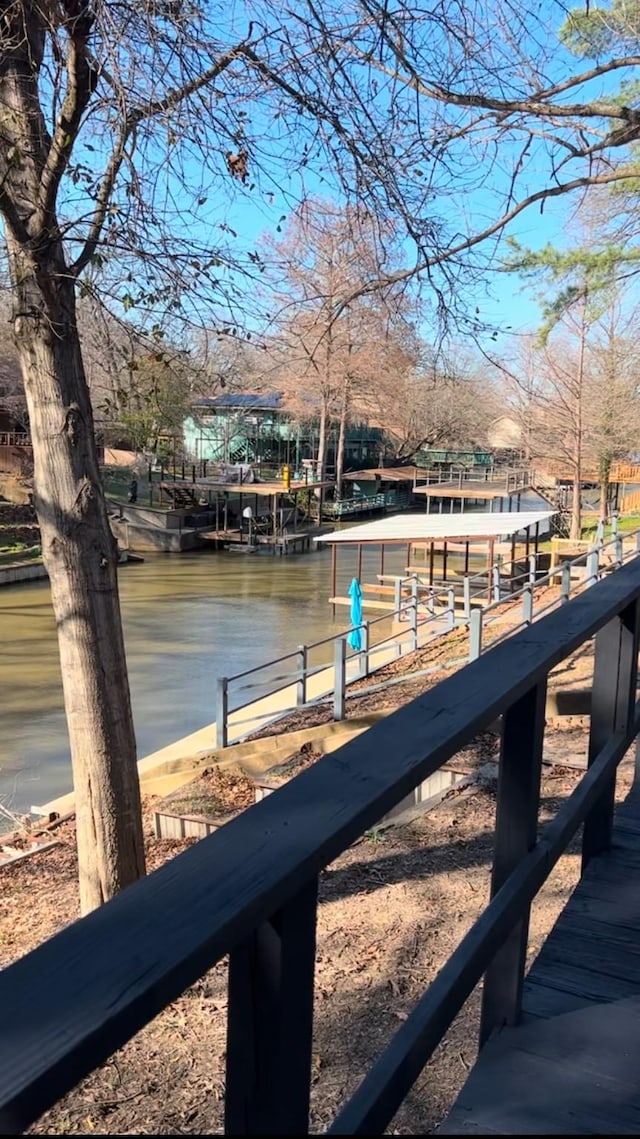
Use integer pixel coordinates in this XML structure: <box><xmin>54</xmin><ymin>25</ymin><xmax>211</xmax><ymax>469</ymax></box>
<box><xmin>440</xmin><ymin>785</ymin><xmax>640</xmax><ymax>1135</ymax></box>
<box><xmin>413</xmin><ymin>479</ymin><xmax>536</xmax><ymax>501</ymax></box>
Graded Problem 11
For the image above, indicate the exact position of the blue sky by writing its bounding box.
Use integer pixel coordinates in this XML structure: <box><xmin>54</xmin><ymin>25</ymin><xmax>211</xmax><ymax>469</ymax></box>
<box><xmin>52</xmin><ymin>1</ymin><xmax>639</xmax><ymax>358</ymax></box>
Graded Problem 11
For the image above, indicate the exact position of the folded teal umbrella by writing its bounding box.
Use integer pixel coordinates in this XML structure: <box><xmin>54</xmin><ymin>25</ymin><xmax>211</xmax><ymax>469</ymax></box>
<box><xmin>348</xmin><ymin>577</ymin><xmax>363</xmax><ymax>650</ymax></box>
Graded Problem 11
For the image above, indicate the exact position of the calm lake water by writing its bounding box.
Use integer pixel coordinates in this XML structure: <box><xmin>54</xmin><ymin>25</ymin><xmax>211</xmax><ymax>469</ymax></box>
<box><xmin>0</xmin><ymin>542</ymin><xmax>412</xmax><ymax>818</ymax></box>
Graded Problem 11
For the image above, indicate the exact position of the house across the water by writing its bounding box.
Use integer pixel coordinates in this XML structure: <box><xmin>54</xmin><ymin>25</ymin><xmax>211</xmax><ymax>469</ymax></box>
<box><xmin>182</xmin><ymin>393</ymin><xmax>384</xmax><ymax>474</ymax></box>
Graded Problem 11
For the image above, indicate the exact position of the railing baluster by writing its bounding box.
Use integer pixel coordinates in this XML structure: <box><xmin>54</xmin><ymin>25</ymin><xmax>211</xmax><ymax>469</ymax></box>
<box><xmin>561</xmin><ymin>563</ymin><xmax>571</xmax><ymax>603</ymax></box>
<box><xmin>225</xmin><ymin>878</ymin><xmax>319</xmax><ymax>1134</ymax></box>
<box><xmin>480</xmin><ymin>680</ymin><xmax>547</xmax><ymax>1046</ymax></box>
<box><xmin>296</xmin><ymin>645</ymin><xmax>307</xmax><ymax>706</ymax></box>
<box><xmin>587</xmin><ymin>548</ymin><xmax>599</xmax><ymax>586</ymax></box>
<box><xmin>410</xmin><ymin>595</ymin><xmax>419</xmax><ymax>651</ymax></box>
<box><xmin>447</xmin><ymin>587</ymin><xmax>456</xmax><ymax>630</ymax></box>
<box><xmin>216</xmin><ymin>676</ymin><xmax>229</xmax><ymax>749</ymax></box>
<box><xmin>410</xmin><ymin>575</ymin><xmax>419</xmax><ymax>650</ymax></box>
<box><xmin>582</xmin><ymin>598</ymin><xmax>640</xmax><ymax>871</ymax></box>
<box><xmin>333</xmin><ymin>637</ymin><xmax>346</xmax><ymax>721</ymax></box>
<box><xmin>469</xmin><ymin>607</ymin><xmax>482</xmax><ymax>661</ymax></box>
<box><xmin>492</xmin><ymin>556</ymin><xmax>501</xmax><ymax>603</ymax></box>
<box><xmin>360</xmin><ymin>620</ymin><xmax>370</xmax><ymax>678</ymax></box>
<box><xmin>463</xmin><ymin>575</ymin><xmax>471</xmax><ymax>619</ymax></box>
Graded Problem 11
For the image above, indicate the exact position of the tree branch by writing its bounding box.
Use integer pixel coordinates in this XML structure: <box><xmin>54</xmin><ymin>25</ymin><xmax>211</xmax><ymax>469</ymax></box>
<box><xmin>334</xmin><ymin>166</ymin><xmax>640</xmax><ymax>313</ymax></box>
<box><xmin>38</xmin><ymin>3</ymin><xmax>96</xmax><ymax>229</ymax></box>
<box><xmin>70</xmin><ymin>39</ymin><xmax>251</xmax><ymax>277</ymax></box>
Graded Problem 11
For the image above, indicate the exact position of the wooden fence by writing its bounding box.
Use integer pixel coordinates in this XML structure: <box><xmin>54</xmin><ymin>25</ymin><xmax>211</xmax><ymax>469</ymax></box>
<box><xmin>2</xmin><ymin>560</ymin><xmax>640</xmax><ymax>1133</ymax></box>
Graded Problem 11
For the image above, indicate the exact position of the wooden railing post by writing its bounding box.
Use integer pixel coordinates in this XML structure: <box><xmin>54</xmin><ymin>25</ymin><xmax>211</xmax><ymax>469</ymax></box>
<box><xmin>582</xmin><ymin>599</ymin><xmax>640</xmax><ymax>871</ymax></box>
<box><xmin>333</xmin><ymin>637</ymin><xmax>346</xmax><ymax>721</ymax></box>
<box><xmin>296</xmin><ymin>645</ymin><xmax>307</xmax><ymax>706</ymax></box>
<box><xmin>225</xmin><ymin>878</ymin><xmax>318</xmax><ymax>1134</ymax></box>
<box><xmin>394</xmin><ymin>577</ymin><xmax>402</xmax><ymax>614</ymax></box>
<box><xmin>587</xmin><ymin>548</ymin><xmax>599</xmax><ymax>586</ymax></box>
<box><xmin>492</xmin><ymin>555</ymin><xmax>502</xmax><ymax>603</ymax></box>
<box><xmin>216</xmin><ymin>677</ymin><xmax>229</xmax><ymax>749</ymax></box>
<box><xmin>479</xmin><ymin>680</ymin><xmax>547</xmax><ymax>1046</ymax></box>
<box><xmin>528</xmin><ymin>554</ymin><xmax>537</xmax><ymax>584</ymax></box>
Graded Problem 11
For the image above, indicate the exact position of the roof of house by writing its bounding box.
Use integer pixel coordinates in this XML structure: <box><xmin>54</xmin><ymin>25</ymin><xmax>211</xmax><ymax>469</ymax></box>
<box><xmin>191</xmin><ymin>392</ymin><xmax>284</xmax><ymax>412</ymax></box>
<box><xmin>315</xmin><ymin>510</ymin><xmax>555</xmax><ymax>545</ymax></box>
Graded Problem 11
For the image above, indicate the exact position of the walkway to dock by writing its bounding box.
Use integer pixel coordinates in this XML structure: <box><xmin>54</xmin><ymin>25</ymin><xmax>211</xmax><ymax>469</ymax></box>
<box><xmin>440</xmin><ymin>783</ymin><xmax>640</xmax><ymax>1135</ymax></box>
<box><xmin>35</xmin><ymin>614</ymin><xmax>446</xmax><ymax>817</ymax></box>
<box><xmin>137</xmin><ymin>615</ymin><xmax>441</xmax><ymax>767</ymax></box>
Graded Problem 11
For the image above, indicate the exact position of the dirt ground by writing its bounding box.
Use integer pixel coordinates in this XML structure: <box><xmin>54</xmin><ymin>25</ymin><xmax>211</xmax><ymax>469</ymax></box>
<box><xmin>0</xmin><ymin>631</ymin><xmax>614</xmax><ymax>1135</ymax></box>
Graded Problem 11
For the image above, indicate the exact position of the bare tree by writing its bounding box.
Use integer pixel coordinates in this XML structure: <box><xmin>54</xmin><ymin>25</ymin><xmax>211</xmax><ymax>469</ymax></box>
<box><xmin>263</xmin><ymin>201</ymin><xmax>413</xmax><ymax>488</ymax></box>
<box><xmin>585</xmin><ymin>304</ymin><xmax>640</xmax><ymax>520</ymax></box>
<box><xmin>0</xmin><ymin>6</ymin><xmax>417</xmax><ymax>912</ymax></box>
<box><xmin>495</xmin><ymin>299</ymin><xmax>640</xmax><ymax>537</ymax></box>
<box><xmin>367</xmin><ymin>345</ymin><xmax>499</xmax><ymax>464</ymax></box>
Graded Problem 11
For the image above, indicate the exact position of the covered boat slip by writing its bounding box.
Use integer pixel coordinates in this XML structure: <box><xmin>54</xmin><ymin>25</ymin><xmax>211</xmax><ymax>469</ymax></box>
<box><xmin>316</xmin><ymin>510</ymin><xmax>556</xmax><ymax>613</ymax></box>
<box><xmin>160</xmin><ymin>476</ymin><xmax>333</xmax><ymax>550</ymax></box>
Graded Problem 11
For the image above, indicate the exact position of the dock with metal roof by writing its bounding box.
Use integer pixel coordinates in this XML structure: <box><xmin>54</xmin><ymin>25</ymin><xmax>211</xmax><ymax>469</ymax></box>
<box><xmin>315</xmin><ymin>510</ymin><xmax>555</xmax><ymax>613</ymax></box>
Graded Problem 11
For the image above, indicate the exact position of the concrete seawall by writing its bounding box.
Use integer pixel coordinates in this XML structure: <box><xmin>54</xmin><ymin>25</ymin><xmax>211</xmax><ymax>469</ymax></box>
<box><xmin>0</xmin><ymin>559</ymin><xmax>47</xmax><ymax>586</ymax></box>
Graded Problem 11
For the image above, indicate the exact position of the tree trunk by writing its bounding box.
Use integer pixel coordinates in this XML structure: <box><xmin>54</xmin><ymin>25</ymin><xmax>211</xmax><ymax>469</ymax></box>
<box><xmin>316</xmin><ymin>402</ymin><xmax>327</xmax><ymax>482</ymax></box>
<box><xmin>570</xmin><ymin>473</ymin><xmax>581</xmax><ymax>541</ymax></box>
<box><xmin>335</xmin><ymin>385</ymin><xmax>349</xmax><ymax>499</ymax></box>
<box><xmin>599</xmin><ymin>457</ymin><xmax>611</xmax><ymax>524</ymax></box>
<box><xmin>569</xmin><ymin>306</ymin><xmax>587</xmax><ymax>541</ymax></box>
<box><xmin>9</xmin><ymin>240</ymin><xmax>145</xmax><ymax>913</ymax></box>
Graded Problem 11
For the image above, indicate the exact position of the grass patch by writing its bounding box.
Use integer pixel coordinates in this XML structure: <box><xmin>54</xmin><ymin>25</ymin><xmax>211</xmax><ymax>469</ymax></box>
<box><xmin>0</xmin><ymin>545</ymin><xmax>42</xmax><ymax>566</ymax></box>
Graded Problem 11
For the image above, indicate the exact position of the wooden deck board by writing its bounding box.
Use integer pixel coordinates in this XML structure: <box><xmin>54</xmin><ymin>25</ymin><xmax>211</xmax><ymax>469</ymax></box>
<box><xmin>440</xmin><ymin>793</ymin><xmax>640</xmax><ymax>1133</ymax></box>
<box><xmin>440</xmin><ymin>997</ymin><xmax>640</xmax><ymax>1135</ymax></box>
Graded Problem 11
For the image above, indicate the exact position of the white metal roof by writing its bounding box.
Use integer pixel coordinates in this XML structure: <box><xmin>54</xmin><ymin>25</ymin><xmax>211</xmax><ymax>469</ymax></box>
<box><xmin>315</xmin><ymin>510</ymin><xmax>555</xmax><ymax>545</ymax></box>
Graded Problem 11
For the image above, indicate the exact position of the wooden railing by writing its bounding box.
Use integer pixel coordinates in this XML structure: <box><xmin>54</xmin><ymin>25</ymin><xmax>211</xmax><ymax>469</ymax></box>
<box><xmin>611</xmin><ymin>462</ymin><xmax>640</xmax><ymax>483</ymax></box>
<box><xmin>2</xmin><ymin>560</ymin><xmax>640</xmax><ymax>1133</ymax></box>
<box><xmin>0</xmin><ymin>432</ymin><xmax>30</xmax><ymax>447</ymax></box>
<box><xmin>622</xmin><ymin>489</ymin><xmax>640</xmax><ymax>513</ymax></box>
